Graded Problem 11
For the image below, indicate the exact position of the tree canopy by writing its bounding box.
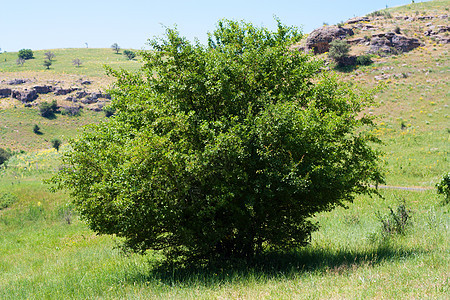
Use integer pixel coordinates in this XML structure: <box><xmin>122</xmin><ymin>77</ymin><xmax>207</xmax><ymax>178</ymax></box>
<box><xmin>51</xmin><ymin>19</ymin><xmax>383</xmax><ymax>263</ymax></box>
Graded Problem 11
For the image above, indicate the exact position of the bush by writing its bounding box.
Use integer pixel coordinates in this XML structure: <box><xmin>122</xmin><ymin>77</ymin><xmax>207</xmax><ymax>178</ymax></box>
<box><xmin>43</xmin><ymin>60</ymin><xmax>52</xmax><ymax>69</ymax></box>
<box><xmin>0</xmin><ymin>148</ymin><xmax>12</xmax><ymax>166</ymax></box>
<box><xmin>33</xmin><ymin>124</ymin><xmax>41</xmax><ymax>134</ymax></box>
<box><xmin>103</xmin><ymin>105</ymin><xmax>115</xmax><ymax>118</ymax></box>
<box><xmin>0</xmin><ymin>192</ymin><xmax>18</xmax><ymax>210</ymax></box>
<box><xmin>39</xmin><ymin>100</ymin><xmax>58</xmax><ymax>118</ymax></box>
<box><xmin>356</xmin><ymin>54</ymin><xmax>373</xmax><ymax>66</ymax></box>
<box><xmin>328</xmin><ymin>40</ymin><xmax>351</xmax><ymax>66</ymax></box>
<box><xmin>18</xmin><ymin>49</ymin><xmax>33</xmax><ymax>60</ymax></box>
<box><xmin>376</xmin><ymin>201</ymin><xmax>412</xmax><ymax>237</ymax></box>
<box><xmin>51</xmin><ymin>138</ymin><xmax>62</xmax><ymax>151</ymax></box>
<box><xmin>123</xmin><ymin>50</ymin><xmax>136</xmax><ymax>60</ymax></box>
<box><xmin>51</xmin><ymin>19</ymin><xmax>383</xmax><ymax>264</ymax></box>
<box><xmin>436</xmin><ymin>172</ymin><xmax>450</xmax><ymax>204</ymax></box>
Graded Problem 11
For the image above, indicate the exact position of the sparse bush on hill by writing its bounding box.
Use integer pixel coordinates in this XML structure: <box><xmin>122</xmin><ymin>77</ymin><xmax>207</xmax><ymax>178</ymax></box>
<box><xmin>39</xmin><ymin>100</ymin><xmax>58</xmax><ymax>118</ymax></box>
<box><xmin>72</xmin><ymin>58</ymin><xmax>82</xmax><ymax>67</ymax></box>
<box><xmin>111</xmin><ymin>43</ymin><xmax>120</xmax><ymax>54</ymax></box>
<box><xmin>33</xmin><ymin>124</ymin><xmax>41</xmax><ymax>134</ymax></box>
<box><xmin>18</xmin><ymin>49</ymin><xmax>33</xmax><ymax>60</ymax></box>
<box><xmin>356</xmin><ymin>54</ymin><xmax>373</xmax><ymax>66</ymax></box>
<box><xmin>0</xmin><ymin>192</ymin><xmax>18</xmax><ymax>210</ymax></box>
<box><xmin>51</xmin><ymin>138</ymin><xmax>62</xmax><ymax>151</ymax></box>
<box><xmin>44</xmin><ymin>51</ymin><xmax>55</xmax><ymax>61</ymax></box>
<box><xmin>43</xmin><ymin>60</ymin><xmax>52</xmax><ymax>69</ymax></box>
<box><xmin>16</xmin><ymin>57</ymin><xmax>25</xmax><ymax>66</ymax></box>
<box><xmin>50</xmin><ymin>19</ymin><xmax>383</xmax><ymax>264</ymax></box>
<box><xmin>123</xmin><ymin>49</ymin><xmax>136</xmax><ymax>60</ymax></box>
<box><xmin>328</xmin><ymin>39</ymin><xmax>351</xmax><ymax>66</ymax></box>
<box><xmin>375</xmin><ymin>201</ymin><xmax>412</xmax><ymax>237</ymax></box>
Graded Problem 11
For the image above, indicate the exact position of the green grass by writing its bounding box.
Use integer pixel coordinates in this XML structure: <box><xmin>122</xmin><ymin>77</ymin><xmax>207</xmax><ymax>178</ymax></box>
<box><xmin>0</xmin><ymin>106</ymin><xmax>105</xmax><ymax>151</ymax></box>
<box><xmin>1</xmin><ymin>158</ymin><xmax>448</xmax><ymax>298</ymax></box>
<box><xmin>0</xmin><ymin>48</ymin><xmax>141</xmax><ymax>77</ymax></box>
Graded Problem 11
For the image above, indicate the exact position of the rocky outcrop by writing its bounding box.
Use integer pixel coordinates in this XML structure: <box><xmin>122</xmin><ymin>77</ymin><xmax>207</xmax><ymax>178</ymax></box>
<box><xmin>0</xmin><ymin>88</ymin><xmax>12</xmax><ymax>98</ymax></box>
<box><xmin>346</xmin><ymin>16</ymin><xmax>370</xmax><ymax>24</ymax></box>
<box><xmin>306</xmin><ymin>26</ymin><xmax>354</xmax><ymax>54</ymax></box>
<box><xmin>12</xmin><ymin>89</ymin><xmax>38</xmax><ymax>103</ymax></box>
<box><xmin>7</xmin><ymin>79</ymin><xmax>27</xmax><ymax>85</ymax></box>
<box><xmin>369</xmin><ymin>32</ymin><xmax>422</xmax><ymax>54</ymax></box>
<box><xmin>54</xmin><ymin>87</ymin><xmax>78</xmax><ymax>95</ymax></box>
<box><xmin>33</xmin><ymin>85</ymin><xmax>54</xmax><ymax>94</ymax></box>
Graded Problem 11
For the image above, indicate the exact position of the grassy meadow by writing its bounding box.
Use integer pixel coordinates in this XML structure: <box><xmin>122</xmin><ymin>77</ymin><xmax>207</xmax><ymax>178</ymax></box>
<box><xmin>0</xmin><ymin>0</ymin><xmax>449</xmax><ymax>298</ymax></box>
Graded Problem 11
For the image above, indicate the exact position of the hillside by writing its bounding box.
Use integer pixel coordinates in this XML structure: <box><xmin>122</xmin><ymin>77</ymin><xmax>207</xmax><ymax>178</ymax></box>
<box><xmin>0</xmin><ymin>1</ymin><xmax>449</xmax><ymax>299</ymax></box>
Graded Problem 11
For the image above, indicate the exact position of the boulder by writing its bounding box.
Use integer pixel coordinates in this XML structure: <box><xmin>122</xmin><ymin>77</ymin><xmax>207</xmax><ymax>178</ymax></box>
<box><xmin>0</xmin><ymin>88</ymin><xmax>12</xmax><ymax>98</ymax></box>
<box><xmin>7</xmin><ymin>79</ymin><xmax>27</xmax><ymax>85</ymax></box>
<box><xmin>369</xmin><ymin>32</ymin><xmax>422</xmax><ymax>54</ymax></box>
<box><xmin>346</xmin><ymin>16</ymin><xmax>370</xmax><ymax>24</ymax></box>
<box><xmin>54</xmin><ymin>87</ymin><xmax>78</xmax><ymax>95</ymax></box>
<box><xmin>33</xmin><ymin>85</ymin><xmax>54</xmax><ymax>94</ymax></box>
<box><xmin>306</xmin><ymin>26</ymin><xmax>354</xmax><ymax>54</ymax></box>
<box><xmin>12</xmin><ymin>89</ymin><xmax>38</xmax><ymax>103</ymax></box>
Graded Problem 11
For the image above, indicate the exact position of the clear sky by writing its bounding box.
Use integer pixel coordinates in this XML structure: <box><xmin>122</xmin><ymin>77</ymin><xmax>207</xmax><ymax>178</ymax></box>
<box><xmin>0</xmin><ymin>0</ymin><xmax>430</xmax><ymax>52</ymax></box>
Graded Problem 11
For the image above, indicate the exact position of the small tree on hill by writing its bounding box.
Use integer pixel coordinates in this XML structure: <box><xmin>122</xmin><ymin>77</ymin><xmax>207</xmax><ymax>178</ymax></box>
<box><xmin>44</xmin><ymin>51</ymin><xmax>55</xmax><ymax>61</ymax></box>
<box><xmin>72</xmin><ymin>58</ymin><xmax>82</xmax><ymax>67</ymax></box>
<box><xmin>123</xmin><ymin>49</ymin><xmax>136</xmax><ymax>60</ymax></box>
<box><xmin>16</xmin><ymin>58</ymin><xmax>25</xmax><ymax>66</ymax></box>
<box><xmin>50</xmin><ymin>19</ymin><xmax>384</xmax><ymax>264</ymax></box>
<box><xmin>43</xmin><ymin>60</ymin><xmax>52</xmax><ymax>69</ymax></box>
<box><xmin>111</xmin><ymin>43</ymin><xmax>120</xmax><ymax>54</ymax></box>
<box><xmin>18</xmin><ymin>49</ymin><xmax>33</xmax><ymax>60</ymax></box>
<box><xmin>51</xmin><ymin>138</ymin><xmax>62</xmax><ymax>151</ymax></box>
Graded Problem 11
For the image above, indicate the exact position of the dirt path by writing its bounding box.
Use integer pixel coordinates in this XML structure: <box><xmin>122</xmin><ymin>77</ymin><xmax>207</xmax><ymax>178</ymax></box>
<box><xmin>374</xmin><ymin>185</ymin><xmax>433</xmax><ymax>191</ymax></box>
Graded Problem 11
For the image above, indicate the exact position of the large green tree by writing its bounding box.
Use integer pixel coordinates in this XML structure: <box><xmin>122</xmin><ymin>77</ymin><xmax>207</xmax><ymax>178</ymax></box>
<box><xmin>51</xmin><ymin>19</ymin><xmax>383</xmax><ymax>263</ymax></box>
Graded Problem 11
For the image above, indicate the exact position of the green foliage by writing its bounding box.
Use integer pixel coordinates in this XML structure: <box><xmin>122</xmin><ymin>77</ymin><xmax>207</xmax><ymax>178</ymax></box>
<box><xmin>51</xmin><ymin>19</ymin><xmax>383</xmax><ymax>263</ymax></box>
<box><xmin>39</xmin><ymin>100</ymin><xmax>58</xmax><ymax>118</ymax></box>
<box><xmin>103</xmin><ymin>105</ymin><xmax>116</xmax><ymax>118</ymax></box>
<box><xmin>18</xmin><ymin>49</ymin><xmax>34</xmax><ymax>60</ymax></box>
<box><xmin>436</xmin><ymin>172</ymin><xmax>450</xmax><ymax>204</ymax></box>
<box><xmin>111</xmin><ymin>43</ymin><xmax>120</xmax><ymax>54</ymax></box>
<box><xmin>0</xmin><ymin>192</ymin><xmax>18</xmax><ymax>210</ymax></box>
<box><xmin>123</xmin><ymin>50</ymin><xmax>136</xmax><ymax>60</ymax></box>
<box><xmin>51</xmin><ymin>138</ymin><xmax>62</xmax><ymax>151</ymax></box>
<box><xmin>33</xmin><ymin>124</ymin><xmax>41</xmax><ymax>134</ymax></box>
<box><xmin>0</xmin><ymin>148</ymin><xmax>12</xmax><ymax>165</ymax></box>
<box><xmin>356</xmin><ymin>54</ymin><xmax>373</xmax><ymax>66</ymax></box>
<box><xmin>43</xmin><ymin>60</ymin><xmax>52</xmax><ymax>69</ymax></box>
<box><xmin>328</xmin><ymin>40</ymin><xmax>351</xmax><ymax>66</ymax></box>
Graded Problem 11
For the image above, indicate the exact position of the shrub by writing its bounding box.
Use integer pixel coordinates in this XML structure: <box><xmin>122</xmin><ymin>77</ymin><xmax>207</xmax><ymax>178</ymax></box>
<box><xmin>50</xmin><ymin>19</ymin><xmax>383</xmax><ymax>264</ymax></box>
<box><xmin>328</xmin><ymin>39</ymin><xmax>352</xmax><ymax>66</ymax></box>
<box><xmin>33</xmin><ymin>124</ymin><xmax>41</xmax><ymax>134</ymax></box>
<box><xmin>72</xmin><ymin>58</ymin><xmax>82</xmax><ymax>67</ymax></box>
<box><xmin>103</xmin><ymin>105</ymin><xmax>115</xmax><ymax>118</ymax></box>
<box><xmin>436</xmin><ymin>172</ymin><xmax>450</xmax><ymax>205</ymax></box>
<box><xmin>123</xmin><ymin>49</ymin><xmax>136</xmax><ymax>60</ymax></box>
<box><xmin>16</xmin><ymin>58</ymin><xmax>25</xmax><ymax>66</ymax></box>
<box><xmin>44</xmin><ymin>51</ymin><xmax>55</xmax><ymax>61</ymax></box>
<box><xmin>0</xmin><ymin>148</ymin><xmax>12</xmax><ymax>166</ymax></box>
<box><xmin>51</xmin><ymin>138</ymin><xmax>62</xmax><ymax>151</ymax></box>
<box><xmin>356</xmin><ymin>54</ymin><xmax>373</xmax><ymax>66</ymax></box>
<box><xmin>39</xmin><ymin>100</ymin><xmax>58</xmax><ymax>118</ymax></box>
<box><xmin>111</xmin><ymin>43</ymin><xmax>120</xmax><ymax>54</ymax></box>
<box><xmin>376</xmin><ymin>201</ymin><xmax>412</xmax><ymax>237</ymax></box>
<box><xmin>43</xmin><ymin>60</ymin><xmax>52</xmax><ymax>69</ymax></box>
<box><xmin>0</xmin><ymin>192</ymin><xmax>18</xmax><ymax>210</ymax></box>
<box><xmin>18</xmin><ymin>49</ymin><xmax>33</xmax><ymax>60</ymax></box>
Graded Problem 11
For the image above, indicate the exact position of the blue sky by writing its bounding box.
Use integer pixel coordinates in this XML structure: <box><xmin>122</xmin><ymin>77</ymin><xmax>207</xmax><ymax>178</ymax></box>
<box><xmin>0</xmin><ymin>0</ymin><xmax>430</xmax><ymax>52</ymax></box>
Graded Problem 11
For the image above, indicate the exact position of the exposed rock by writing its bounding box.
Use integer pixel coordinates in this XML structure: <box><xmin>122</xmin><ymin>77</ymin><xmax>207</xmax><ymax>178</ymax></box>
<box><xmin>346</xmin><ymin>16</ymin><xmax>370</xmax><ymax>24</ymax></box>
<box><xmin>81</xmin><ymin>80</ymin><xmax>92</xmax><ymax>85</ymax></box>
<box><xmin>7</xmin><ymin>79</ymin><xmax>27</xmax><ymax>85</ymax></box>
<box><xmin>75</xmin><ymin>91</ymin><xmax>88</xmax><ymax>99</ymax></box>
<box><xmin>347</xmin><ymin>37</ymin><xmax>367</xmax><ymax>45</ymax></box>
<box><xmin>12</xmin><ymin>89</ymin><xmax>38</xmax><ymax>103</ymax></box>
<box><xmin>54</xmin><ymin>87</ymin><xmax>78</xmax><ymax>95</ymax></box>
<box><xmin>33</xmin><ymin>85</ymin><xmax>54</xmax><ymax>94</ymax></box>
<box><xmin>306</xmin><ymin>25</ymin><xmax>354</xmax><ymax>54</ymax></box>
<box><xmin>435</xmin><ymin>35</ymin><xmax>450</xmax><ymax>44</ymax></box>
<box><xmin>368</xmin><ymin>32</ymin><xmax>422</xmax><ymax>54</ymax></box>
<box><xmin>0</xmin><ymin>88</ymin><xmax>12</xmax><ymax>98</ymax></box>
